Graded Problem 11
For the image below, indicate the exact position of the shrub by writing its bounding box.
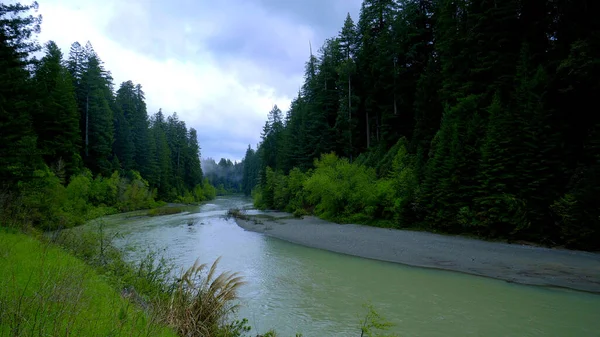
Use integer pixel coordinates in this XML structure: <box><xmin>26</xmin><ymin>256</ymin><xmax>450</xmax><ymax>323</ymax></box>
<box><xmin>252</xmin><ymin>188</ymin><xmax>266</xmax><ymax>210</ymax></box>
<box><xmin>284</xmin><ymin>168</ymin><xmax>308</xmax><ymax>214</ymax></box>
<box><xmin>18</xmin><ymin>167</ymin><xmax>74</xmax><ymax>229</ymax></box>
<box><xmin>202</xmin><ymin>178</ymin><xmax>217</xmax><ymax>200</ymax></box>
<box><xmin>226</xmin><ymin>208</ymin><xmax>249</xmax><ymax>221</ymax></box>
<box><xmin>303</xmin><ymin>153</ymin><xmax>378</xmax><ymax>222</ymax></box>
<box><xmin>359</xmin><ymin>303</ymin><xmax>399</xmax><ymax>337</ymax></box>
<box><xmin>147</xmin><ymin>207</ymin><xmax>185</xmax><ymax>217</ymax></box>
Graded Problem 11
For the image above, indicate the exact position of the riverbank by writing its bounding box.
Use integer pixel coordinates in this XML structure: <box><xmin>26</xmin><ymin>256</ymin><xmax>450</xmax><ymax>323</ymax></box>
<box><xmin>0</xmin><ymin>229</ymin><xmax>177</xmax><ymax>336</ymax></box>
<box><xmin>235</xmin><ymin>212</ymin><xmax>600</xmax><ymax>293</ymax></box>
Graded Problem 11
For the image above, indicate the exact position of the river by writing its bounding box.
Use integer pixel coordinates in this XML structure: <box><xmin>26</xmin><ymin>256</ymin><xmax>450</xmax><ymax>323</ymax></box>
<box><xmin>98</xmin><ymin>196</ymin><xmax>600</xmax><ymax>337</ymax></box>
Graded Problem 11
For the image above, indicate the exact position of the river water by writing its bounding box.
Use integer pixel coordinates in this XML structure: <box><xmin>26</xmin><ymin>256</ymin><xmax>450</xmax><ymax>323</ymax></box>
<box><xmin>99</xmin><ymin>196</ymin><xmax>600</xmax><ymax>337</ymax></box>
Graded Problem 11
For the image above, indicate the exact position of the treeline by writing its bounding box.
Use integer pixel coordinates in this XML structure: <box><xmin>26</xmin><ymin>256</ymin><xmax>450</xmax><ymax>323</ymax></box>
<box><xmin>243</xmin><ymin>0</ymin><xmax>600</xmax><ymax>250</ymax></box>
<box><xmin>1</xmin><ymin>3</ymin><xmax>212</xmax><ymax>229</ymax></box>
<box><xmin>202</xmin><ymin>158</ymin><xmax>244</xmax><ymax>195</ymax></box>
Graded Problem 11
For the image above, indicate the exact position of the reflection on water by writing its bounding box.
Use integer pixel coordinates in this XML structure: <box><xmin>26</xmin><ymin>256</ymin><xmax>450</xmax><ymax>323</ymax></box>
<box><xmin>98</xmin><ymin>196</ymin><xmax>600</xmax><ymax>337</ymax></box>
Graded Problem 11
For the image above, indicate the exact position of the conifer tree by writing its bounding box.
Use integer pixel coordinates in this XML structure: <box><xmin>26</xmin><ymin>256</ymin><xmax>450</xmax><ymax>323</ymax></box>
<box><xmin>0</xmin><ymin>2</ymin><xmax>42</xmax><ymax>185</ymax></box>
<box><xmin>32</xmin><ymin>41</ymin><xmax>81</xmax><ymax>177</ymax></box>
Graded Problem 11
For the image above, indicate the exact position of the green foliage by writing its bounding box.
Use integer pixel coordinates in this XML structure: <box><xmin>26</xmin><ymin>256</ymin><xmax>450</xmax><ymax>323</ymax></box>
<box><xmin>3</xmin><ymin>0</ymin><xmax>600</xmax><ymax>249</ymax></box>
<box><xmin>284</xmin><ymin>168</ymin><xmax>309</xmax><ymax>214</ymax></box>
<box><xmin>252</xmin><ymin>188</ymin><xmax>266</xmax><ymax>210</ymax></box>
<box><xmin>118</xmin><ymin>172</ymin><xmax>155</xmax><ymax>211</ymax></box>
<box><xmin>304</xmin><ymin>153</ymin><xmax>378</xmax><ymax>222</ymax></box>
<box><xmin>147</xmin><ymin>207</ymin><xmax>185</xmax><ymax>217</ymax></box>
<box><xmin>3</xmin><ymin>167</ymin><xmax>167</xmax><ymax>231</ymax></box>
<box><xmin>201</xmin><ymin>178</ymin><xmax>217</xmax><ymax>200</ymax></box>
<box><xmin>238</xmin><ymin>0</ymin><xmax>600</xmax><ymax>250</ymax></box>
<box><xmin>359</xmin><ymin>303</ymin><xmax>399</xmax><ymax>337</ymax></box>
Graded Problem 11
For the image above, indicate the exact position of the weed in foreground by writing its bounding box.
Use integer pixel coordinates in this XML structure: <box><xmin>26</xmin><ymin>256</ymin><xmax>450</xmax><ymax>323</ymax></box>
<box><xmin>164</xmin><ymin>257</ymin><xmax>246</xmax><ymax>337</ymax></box>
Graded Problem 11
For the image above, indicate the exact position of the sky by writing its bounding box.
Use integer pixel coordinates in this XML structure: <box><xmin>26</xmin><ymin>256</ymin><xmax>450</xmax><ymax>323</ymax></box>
<box><xmin>34</xmin><ymin>0</ymin><xmax>363</xmax><ymax>162</ymax></box>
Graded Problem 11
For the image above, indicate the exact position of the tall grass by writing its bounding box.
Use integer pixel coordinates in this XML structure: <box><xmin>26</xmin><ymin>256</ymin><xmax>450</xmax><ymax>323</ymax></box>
<box><xmin>165</xmin><ymin>257</ymin><xmax>246</xmax><ymax>337</ymax></box>
<box><xmin>52</xmin><ymin>224</ymin><xmax>253</xmax><ymax>337</ymax></box>
<box><xmin>0</xmin><ymin>229</ymin><xmax>176</xmax><ymax>337</ymax></box>
<box><xmin>0</xmin><ymin>218</ymin><xmax>258</xmax><ymax>337</ymax></box>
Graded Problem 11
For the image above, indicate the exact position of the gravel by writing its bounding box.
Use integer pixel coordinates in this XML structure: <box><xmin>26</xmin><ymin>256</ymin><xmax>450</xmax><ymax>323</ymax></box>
<box><xmin>236</xmin><ymin>214</ymin><xmax>600</xmax><ymax>293</ymax></box>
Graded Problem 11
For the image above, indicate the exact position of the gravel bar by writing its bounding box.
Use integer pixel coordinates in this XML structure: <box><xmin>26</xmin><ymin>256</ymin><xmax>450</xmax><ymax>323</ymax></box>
<box><xmin>236</xmin><ymin>214</ymin><xmax>600</xmax><ymax>293</ymax></box>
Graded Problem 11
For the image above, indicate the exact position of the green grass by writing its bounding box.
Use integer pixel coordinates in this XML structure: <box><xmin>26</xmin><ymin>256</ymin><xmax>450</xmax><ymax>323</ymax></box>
<box><xmin>0</xmin><ymin>229</ymin><xmax>177</xmax><ymax>337</ymax></box>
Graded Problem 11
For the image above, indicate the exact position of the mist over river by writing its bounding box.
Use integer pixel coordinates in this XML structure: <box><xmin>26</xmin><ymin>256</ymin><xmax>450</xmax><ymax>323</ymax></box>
<box><xmin>95</xmin><ymin>196</ymin><xmax>600</xmax><ymax>337</ymax></box>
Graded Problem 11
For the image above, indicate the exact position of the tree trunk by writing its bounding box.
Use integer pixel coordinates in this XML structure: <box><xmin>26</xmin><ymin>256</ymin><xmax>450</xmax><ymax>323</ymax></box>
<box><xmin>85</xmin><ymin>94</ymin><xmax>89</xmax><ymax>157</ymax></box>
<box><xmin>366</xmin><ymin>110</ymin><xmax>370</xmax><ymax>149</ymax></box>
<box><xmin>348</xmin><ymin>69</ymin><xmax>353</xmax><ymax>161</ymax></box>
<box><xmin>376</xmin><ymin>111</ymin><xmax>380</xmax><ymax>143</ymax></box>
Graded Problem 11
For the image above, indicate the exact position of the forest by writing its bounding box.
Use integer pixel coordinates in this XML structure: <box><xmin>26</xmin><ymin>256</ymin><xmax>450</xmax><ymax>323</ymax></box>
<box><xmin>202</xmin><ymin>158</ymin><xmax>244</xmax><ymax>194</ymax></box>
<box><xmin>0</xmin><ymin>2</ymin><xmax>214</xmax><ymax>230</ymax></box>
<box><xmin>242</xmin><ymin>0</ymin><xmax>600</xmax><ymax>250</ymax></box>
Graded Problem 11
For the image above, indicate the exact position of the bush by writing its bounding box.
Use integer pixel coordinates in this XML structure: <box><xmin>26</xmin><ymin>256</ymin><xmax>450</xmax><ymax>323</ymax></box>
<box><xmin>4</xmin><ymin>168</ymin><xmax>165</xmax><ymax>232</ymax></box>
<box><xmin>202</xmin><ymin>178</ymin><xmax>217</xmax><ymax>200</ymax></box>
<box><xmin>147</xmin><ymin>207</ymin><xmax>185</xmax><ymax>217</ymax></box>
<box><xmin>303</xmin><ymin>153</ymin><xmax>378</xmax><ymax>222</ymax></box>
<box><xmin>18</xmin><ymin>167</ymin><xmax>75</xmax><ymax>229</ymax></box>
<box><xmin>285</xmin><ymin>168</ymin><xmax>309</xmax><ymax>214</ymax></box>
<box><xmin>175</xmin><ymin>190</ymin><xmax>196</xmax><ymax>204</ymax></box>
<box><xmin>226</xmin><ymin>208</ymin><xmax>249</xmax><ymax>220</ymax></box>
<box><xmin>251</xmin><ymin>143</ymin><xmax>419</xmax><ymax>228</ymax></box>
<box><xmin>118</xmin><ymin>174</ymin><xmax>156</xmax><ymax>211</ymax></box>
<box><xmin>89</xmin><ymin>171</ymin><xmax>119</xmax><ymax>206</ymax></box>
<box><xmin>252</xmin><ymin>188</ymin><xmax>266</xmax><ymax>210</ymax></box>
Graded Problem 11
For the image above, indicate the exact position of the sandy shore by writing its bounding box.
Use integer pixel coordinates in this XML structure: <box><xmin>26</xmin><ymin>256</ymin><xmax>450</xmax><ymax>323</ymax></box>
<box><xmin>236</xmin><ymin>213</ymin><xmax>600</xmax><ymax>293</ymax></box>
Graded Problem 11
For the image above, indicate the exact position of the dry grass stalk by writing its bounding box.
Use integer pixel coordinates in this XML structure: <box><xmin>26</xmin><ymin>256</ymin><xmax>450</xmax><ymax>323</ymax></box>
<box><xmin>165</xmin><ymin>257</ymin><xmax>245</xmax><ymax>337</ymax></box>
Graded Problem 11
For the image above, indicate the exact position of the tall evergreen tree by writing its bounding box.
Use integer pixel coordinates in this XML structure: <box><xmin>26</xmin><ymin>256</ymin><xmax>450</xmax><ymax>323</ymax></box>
<box><xmin>166</xmin><ymin>112</ymin><xmax>188</xmax><ymax>194</ymax></box>
<box><xmin>242</xmin><ymin>145</ymin><xmax>259</xmax><ymax>195</ymax></box>
<box><xmin>151</xmin><ymin>109</ymin><xmax>172</xmax><ymax>198</ymax></box>
<box><xmin>356</xmin><ymin>0</ymin><xmax>399</xmax><ymax>148</ymax></box>
<box><xmin>0</xmin><ymin>2</ymin><xmax>42</xmax><ymax>185</ymax></box>
<box><xmin>114</xmin><ymin>81</ymin><xmax>137</xmax><ymax>170</ymax></box>
<box><xmin>132</xmin><ymin>83</ymin><xmax>153</xmax><ymax>178</ymax></box>
<box><xmin>260</xmin><ymin>105</ymin><xmax>284</xmax><ymax>171</ymax></box>
<box><xmin>335</xmin><ymin>13</ymin><xmax>359</xmax><ymax>160</ymax></box>
<box><xmin>112</xmin><ymin>101</ymin><xmax>134</xmax><ymax>170</ymax></box>
<box><xmin>82</xmin><ymin>52</ymin><xmax>114</xmax><ymax>175</ymax></box>
<box><xmin>183</xmin><ymin>128</ymin><xmax>203</xmax><ymax>190</ymax></box>
<box><xmin>32</xmin><ymin>40</ymin><xmax>81</xmax><ymax>178</ymax></box>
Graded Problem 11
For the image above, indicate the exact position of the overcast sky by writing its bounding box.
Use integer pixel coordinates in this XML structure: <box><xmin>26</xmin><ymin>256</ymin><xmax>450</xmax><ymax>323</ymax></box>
<box><xmin>35</xmin><ymin>0</ymin><xmax>362</xmax><ymax>162</ymax></box>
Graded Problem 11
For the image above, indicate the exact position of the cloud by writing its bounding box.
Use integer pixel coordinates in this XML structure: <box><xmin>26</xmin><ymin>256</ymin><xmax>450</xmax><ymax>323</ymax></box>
<box><xmin>36</xmin><ymin>0</ymin><xmax>361</xmax><ymax>161</ymax></box>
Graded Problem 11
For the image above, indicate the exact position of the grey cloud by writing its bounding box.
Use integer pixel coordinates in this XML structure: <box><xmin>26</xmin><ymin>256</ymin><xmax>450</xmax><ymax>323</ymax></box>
<box><xmin>101</xmin><ymin>0</ymin><xmax>363</xmax><ymax>160</ymax></box>
<box><xmin>254</xmin><ymin>0</ymin><xmax>360</xmax><ymax>34</ymax></box>
<box><xmin>201</xmin><ymin>0</ymin><xmax>363</xmax><ymax>79</ymax></box>
<box><xmin>105</xmin><ymin>0</ymin><xmax>361</xmax><ymax>92</ymax></box>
